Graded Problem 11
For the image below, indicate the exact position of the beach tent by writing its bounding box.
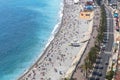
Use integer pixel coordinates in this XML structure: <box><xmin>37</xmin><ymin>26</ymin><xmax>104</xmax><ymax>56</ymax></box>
<box><xmin>85</xmin><ymin>5</ymin><xmax>93</xmax><ymax>10</ymax></box>
<box><xmin>114</xmin><ymin>13</ymin><xmax>118</xmax><ymax>18</ymax></box>
<box><xmin>74</xmin><ymin>0</ymin><xmax>79</xmax><ymax>3</ymax></box>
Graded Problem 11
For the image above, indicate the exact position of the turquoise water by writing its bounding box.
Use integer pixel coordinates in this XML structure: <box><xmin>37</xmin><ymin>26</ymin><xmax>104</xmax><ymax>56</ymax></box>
<box><xmin>0</xmin><ymin>0</ymin><xmax>62</xmax><ymax>80</ymax></box>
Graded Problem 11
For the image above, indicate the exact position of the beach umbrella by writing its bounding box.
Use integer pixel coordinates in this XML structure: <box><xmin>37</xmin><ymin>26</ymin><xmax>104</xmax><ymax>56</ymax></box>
<box><xmin>114</xmin><ymin>13</ymin><xmax>118</xmax><ymax>18</ymax></box>
<box><xmin>85</xmin><ymin>5</ymin><xmax>93</xmax><ymax>10</ymax></box>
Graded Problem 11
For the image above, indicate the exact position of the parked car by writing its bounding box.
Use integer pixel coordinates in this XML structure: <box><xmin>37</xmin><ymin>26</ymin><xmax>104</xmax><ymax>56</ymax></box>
<box><xmin>94</xmin><ymin>66</ymin><xmax>99</xmax><ymax>69</ymax></box>
<box><xmin>97</xmin><ymin>55</ymin><xmax>101</xmax><ymax>59</ymax></box>
<box><xmin>101</xmin><ymin>43</ymin><xmax>106</xmax><ymax>50</ymax></box>
<box><xmin>96</xmin><ymin>59</ymin><xmax>101</xmax><ymax>64</ymax></box>
<box><xmin>99</xmin><ymin>65</ymin><xmax>103</xmax><ymax>69</ymax></box>
<box><xmin>95</xmin><ymin>77</ymin><xmax>100</xmax><ymax>80</ymax></box>
<box><xmin>93</xmin><ymin>71</ymin><xmax>98</xmax><ymax>76</ymax></box>
<box><xmin>105</xmin><ymin>62</ymin><xmax>108</xmax><ymax>65</ymax></box>
<box><xmin>94</xmin><ymin>65</ymin><xmax>103</xmax><ymax>69</ymax></box>
<box><xmin>103</xmin><ymin>39</ymin><xmax>108</xmax><ymax>43</ymax></box>
<box><xmin>98</xmin><ymin>72</ymin><xmax>102</xmax><ymax>76</ymax></box>
<box><xmin>89</xmin><ymin>77</ymin><xmax>96</xmax><ymax>80</ymax></box>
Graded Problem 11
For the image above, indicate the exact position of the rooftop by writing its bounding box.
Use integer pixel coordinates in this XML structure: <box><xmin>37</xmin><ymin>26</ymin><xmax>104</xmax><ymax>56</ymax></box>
<box><xmin>80</xmin><ymin>11</ymin><xmax>94</xmax><ymax>20</ymax></box>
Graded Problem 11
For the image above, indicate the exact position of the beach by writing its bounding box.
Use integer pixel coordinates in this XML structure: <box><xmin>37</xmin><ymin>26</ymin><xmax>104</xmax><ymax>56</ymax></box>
<box><xmin>18</xmin><ymin>0</ymin><xmax>94</xmax><ymax>80</ymax></box>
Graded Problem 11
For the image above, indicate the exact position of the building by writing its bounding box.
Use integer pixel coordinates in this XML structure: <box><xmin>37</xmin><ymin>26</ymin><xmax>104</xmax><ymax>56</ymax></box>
<box><xmin>80</xmin><ymin>11</ymin><xmax>94</xmax><ymax>20</ymax></box>
<box><xmin>74</xmin><ymin>0</ymin><xmax>79</xmax><ymax>4</ymax></box>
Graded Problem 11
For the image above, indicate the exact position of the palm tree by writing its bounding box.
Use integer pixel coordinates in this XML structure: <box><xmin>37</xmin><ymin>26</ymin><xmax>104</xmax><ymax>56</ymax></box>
<box><xmin>81</xmin><ymin>56</ymin><xmax>90</xmax><ymax>79</ymax></box>
<box><xmin>81</xmin><ymin>64</ymin><xmax>87</xmax><ymax>78</ymax></box>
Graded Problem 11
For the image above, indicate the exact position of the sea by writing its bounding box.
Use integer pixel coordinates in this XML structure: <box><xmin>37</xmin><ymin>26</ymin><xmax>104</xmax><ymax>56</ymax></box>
<box><xmin>0</xmin><ymin>0</ymin><xmax>62</xmax><ymax>80</ymax></box>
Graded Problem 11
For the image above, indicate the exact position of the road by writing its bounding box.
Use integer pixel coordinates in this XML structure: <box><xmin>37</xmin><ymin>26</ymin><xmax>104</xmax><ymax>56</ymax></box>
<box><xmin>105</xmin><ymin>5</ymin><xmax>114</xmax><ymax>52</ymax></box>
<box><xmin>90</xmin><ymin>4</ymin><xmax>114</xmax><ymax>80</ymax></box>
<box><xmin>110</xmin><ymin>0</ymin><xmax>117</xmax><ymax>5</ymax></box>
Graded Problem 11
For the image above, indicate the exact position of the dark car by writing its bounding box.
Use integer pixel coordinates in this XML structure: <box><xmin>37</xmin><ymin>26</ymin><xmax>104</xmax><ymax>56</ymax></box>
<box><xmin>94</xmin><ymin>65</ymin><xmax>103</xmax><ymax>69</ymax></box>
<box><xmin>103</xmin><ymin>36</ymin><xmax>107</xmax><ymax>40</ymax></box>
<box><xmin>89</xmin><ymin>77</ymin><xmax>96</xmax><ymax>80</ymax></box>
<box><xmin>98</xmin><ymin>72</ymin><xmax>102</xmax><ymax>76</ymax></box>
<box><xmin>95</xmin><ymin>77</ymin><xmax>100</xmax><ymax>80</ymax></box>
<box><xmin>105</xmin><ymin>62</ymin><xmax>108</xmax><ymax>65</ymax></box>
<box><xmin>99</xmin><ymin>65</ymin><xmax>103</xmax><ymax>69</ymax></box>
<box><xmin>103</xmin><ymin>39</ymin><xmax>108</xmax><ymax>43</ymax></box>
<box><xmin>93</xmin><ymin>71</ymin><xmax>98</xmax><ymax>76</ymax></box>
<box><xmin>97</xmin><ymin>55</ymin><xmax>101</xmax><ymax>59</ymax></box>
<box><xmin>96</xmin><ymin>59</ymin><xmax>101</xmax><ymax>64</ymax></box>
<box><xmin>94</xmin><ymin>66</ymin><xmax>99</xmax><ymax>69</ymax></box>
<box><xmin>103</xmin><ymin>35</ymin><xmax>108</xmax><ymax>42</ymax></box>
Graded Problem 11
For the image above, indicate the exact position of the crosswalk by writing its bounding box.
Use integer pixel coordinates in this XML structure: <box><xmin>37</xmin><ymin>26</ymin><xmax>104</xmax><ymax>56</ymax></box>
<box><xmin>103</xmin><ymin>32</ymin><xmax>114</xmax><ymax>34</ymax></box>
<box><xmin>107</xmin><ymin>18</ymin><xmax>113</xmax><ymax>20</ymax></box>
<box><xmin>104</xmin><ymin>51</ymin><xmax>112</xmax><ymax>54</ymax></box>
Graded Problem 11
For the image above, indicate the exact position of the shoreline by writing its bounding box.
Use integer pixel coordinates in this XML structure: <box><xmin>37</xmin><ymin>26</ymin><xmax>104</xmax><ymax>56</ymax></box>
<box><xmin>18</xmin><ymin>0</ymin><xmax>93</xmax><ymax>80</ymax></box>
<box><xmin>18</xmin><ymin>0</ymin><xmax>64</xmax><ymax>79</ymax></box>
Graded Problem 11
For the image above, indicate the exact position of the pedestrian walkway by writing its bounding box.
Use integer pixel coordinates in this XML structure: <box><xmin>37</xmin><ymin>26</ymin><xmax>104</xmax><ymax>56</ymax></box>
<box><xmin>72</xmin><ymin>7</ymin><xmax>101</xmax><ymax>80</ymax></box>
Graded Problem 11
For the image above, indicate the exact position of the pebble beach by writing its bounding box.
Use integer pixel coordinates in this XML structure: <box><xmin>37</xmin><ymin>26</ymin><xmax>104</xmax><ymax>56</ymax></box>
<box><xmin>18</xmin><ymin>0</ymin><xmax>94</xmax><ymax>80</ymax></box>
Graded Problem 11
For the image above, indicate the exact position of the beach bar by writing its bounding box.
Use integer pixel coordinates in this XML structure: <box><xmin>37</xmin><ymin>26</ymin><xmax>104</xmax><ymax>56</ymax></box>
<box><xmin>80</xmin><ymin>11</ymin><xmax>94</xmax><ymax>20</ymax></box>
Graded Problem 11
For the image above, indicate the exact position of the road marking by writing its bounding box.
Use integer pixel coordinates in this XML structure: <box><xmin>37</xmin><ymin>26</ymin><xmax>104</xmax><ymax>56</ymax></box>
<box><xmin>104</xmin><ymin>32</ymin><xmax>114</xmax><ymax>34</ymax></box>
<box><xmin>104</xmin><ymin>51</ymin><xmax>112</xmax><ymax>54</ymax></box>
<box><xmin>107</xmin><ymin>18</ymin><xmax>113</xmax><ymax>19</ymax></box>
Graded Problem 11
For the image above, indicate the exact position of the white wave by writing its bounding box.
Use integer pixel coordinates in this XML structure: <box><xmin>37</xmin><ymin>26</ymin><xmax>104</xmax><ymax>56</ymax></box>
<box><xmin>45</xmin><ymin>0</ymin><xmax>64</xmax><ymax>47</ymax></box>
<box><xmin>36</xmin><ymin>0</ymin><xmax>64</xmax><ymax>60</ymax></box>
<box><xmin>17</xmin><ymin>1</ymin><xmax>64</xmax><ymax>79</ymax></box>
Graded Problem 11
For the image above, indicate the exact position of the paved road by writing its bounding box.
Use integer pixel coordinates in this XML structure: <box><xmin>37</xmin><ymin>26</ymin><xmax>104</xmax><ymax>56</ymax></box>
<box><xmin>90</xmin><ymin>4</ymin><xmax>114</xmax><ymax>80</ymax></box>
<box><xmin>110</xmin><ymin>0</ymin><xmax>117</xmax><ymax>4</ymax></box>
<box><xmin>105</xmin><ymin>5</ymin><xmax>114</xmax><ymax>52</ymax></box>
<box><xmin>90</xmin><ymin>52</ymin><xmax>111</xmax><ymax>80</ymax></box>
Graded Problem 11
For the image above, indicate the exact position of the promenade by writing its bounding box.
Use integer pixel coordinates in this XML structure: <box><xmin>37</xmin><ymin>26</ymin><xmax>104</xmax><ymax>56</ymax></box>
<box><xmin>72</xmin><ymin>6</ymin><xmax>101</xmax><ymax>80</ymax></box>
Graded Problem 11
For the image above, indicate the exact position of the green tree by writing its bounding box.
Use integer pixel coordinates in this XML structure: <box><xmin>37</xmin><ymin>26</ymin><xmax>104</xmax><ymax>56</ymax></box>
<box><xmin>106</xmin><ymin>70</ymin><xmax>114</xmax><ymax>80</ymax></box>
